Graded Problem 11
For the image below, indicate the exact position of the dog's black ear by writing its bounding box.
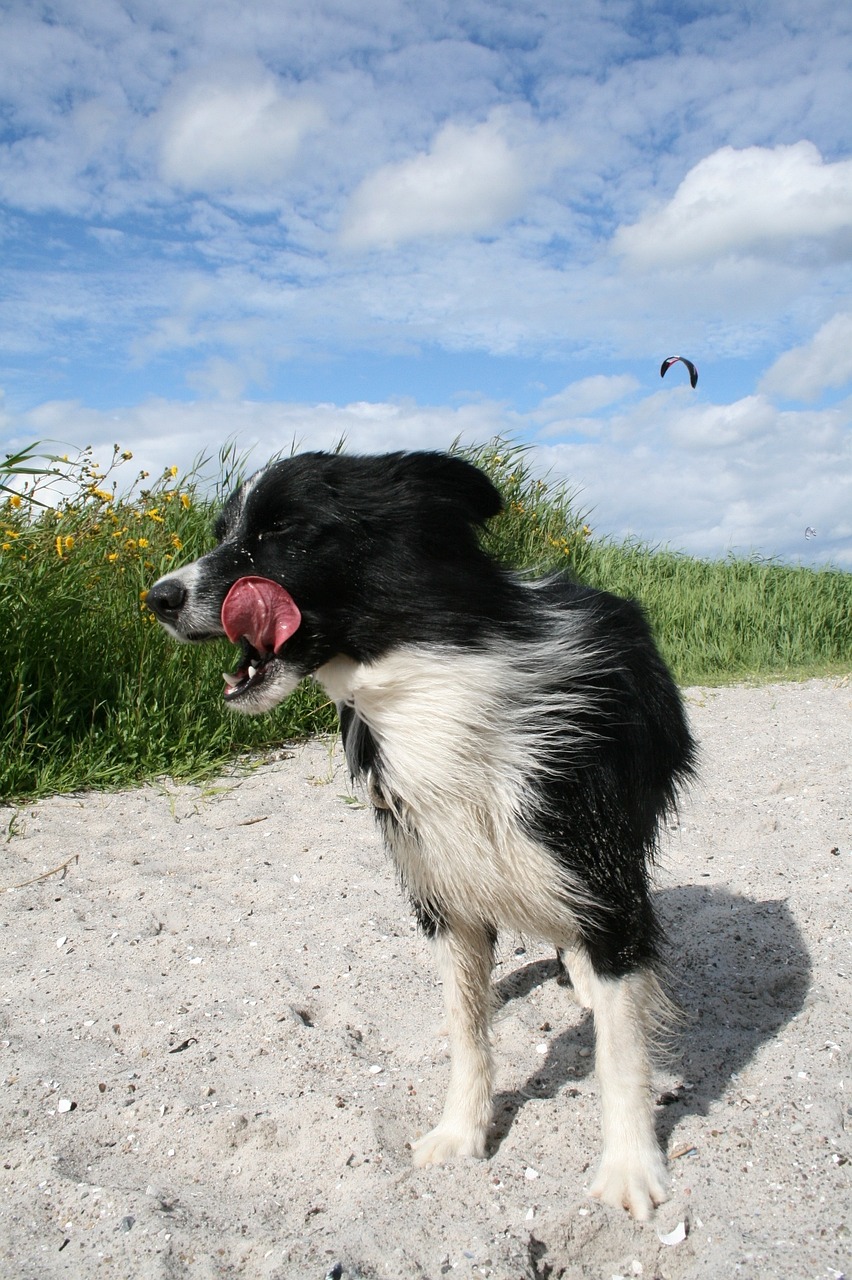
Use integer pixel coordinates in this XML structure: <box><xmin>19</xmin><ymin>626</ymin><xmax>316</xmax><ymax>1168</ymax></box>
<box><xmin>393</xmin><ymin>452</ymin><xmax>503</xmax><ymax>526</ymax></box>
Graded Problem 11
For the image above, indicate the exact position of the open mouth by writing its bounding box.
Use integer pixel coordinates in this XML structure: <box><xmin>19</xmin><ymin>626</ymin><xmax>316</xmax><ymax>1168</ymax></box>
<box><xmin>222</xmin><ymin>639</ymin><xmax>279</xmax><ymax>701</ymax></box>
<box><xmin>220</xmin><ymin>576</ymin><xmax>302</xmax><ymax>704</ymax></box>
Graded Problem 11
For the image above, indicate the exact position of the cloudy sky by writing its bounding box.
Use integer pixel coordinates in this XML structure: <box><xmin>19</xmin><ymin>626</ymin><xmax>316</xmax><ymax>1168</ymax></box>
<box><xmin>2</xmin><ymin>0</ymin><xmax>851</xmax><ymax>566</ymax></box>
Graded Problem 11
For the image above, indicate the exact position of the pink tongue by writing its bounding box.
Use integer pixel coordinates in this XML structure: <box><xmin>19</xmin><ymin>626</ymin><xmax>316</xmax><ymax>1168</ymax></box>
<box><xmin>221</xmin><ymin>577</ymin><xmax>302</xmax><ymax>654</ymax></box>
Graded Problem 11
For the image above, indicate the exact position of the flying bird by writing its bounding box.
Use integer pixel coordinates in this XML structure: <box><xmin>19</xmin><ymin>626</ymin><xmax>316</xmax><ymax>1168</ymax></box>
<box><xmin>660</xmin><ymin>355</ymin><xmax>698</xmax><ymax>388</ymax></box>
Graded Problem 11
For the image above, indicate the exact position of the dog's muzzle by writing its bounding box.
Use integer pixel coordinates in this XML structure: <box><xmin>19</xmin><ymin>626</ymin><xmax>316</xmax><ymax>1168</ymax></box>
<box><xmin>145</xmin><ymin>576</ymin><xmax>187</xmax><ymax>625</ymax></box>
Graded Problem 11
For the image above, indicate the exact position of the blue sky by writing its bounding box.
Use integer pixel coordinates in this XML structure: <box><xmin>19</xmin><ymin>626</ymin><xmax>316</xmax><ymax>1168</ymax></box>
<box><xmin>2</xmin><ymin>0</ymin><xmax>851</xmax><ymax>566</ymax></box>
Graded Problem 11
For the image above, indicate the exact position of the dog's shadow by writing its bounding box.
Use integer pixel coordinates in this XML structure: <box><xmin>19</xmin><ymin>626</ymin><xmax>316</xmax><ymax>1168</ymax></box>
<box><xmin>488</xmin><ymin>885</ymin><xmax>811</xmax><ymax>1152</ymax></box>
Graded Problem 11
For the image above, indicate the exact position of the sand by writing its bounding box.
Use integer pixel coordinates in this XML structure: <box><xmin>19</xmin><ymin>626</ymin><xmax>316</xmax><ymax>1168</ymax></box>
<box><xmin>1</xmin><ymin>678</ymin><xmax>850</xmax><ymax>1280</ymax></box>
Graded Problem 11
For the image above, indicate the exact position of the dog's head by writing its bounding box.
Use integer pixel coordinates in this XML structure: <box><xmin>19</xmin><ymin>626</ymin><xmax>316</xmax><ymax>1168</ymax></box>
<box><xmin>145</xmin><ymin>450</ymin><xmax>503</xmax><ymax>713</ymax></box>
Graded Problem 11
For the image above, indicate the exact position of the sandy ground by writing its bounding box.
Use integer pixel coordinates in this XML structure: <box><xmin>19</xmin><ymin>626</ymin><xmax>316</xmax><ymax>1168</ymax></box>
<box><xmin>1</xmin><ymin>678</ymin><xmax>850</xmax><ymax>1280</ymax></box>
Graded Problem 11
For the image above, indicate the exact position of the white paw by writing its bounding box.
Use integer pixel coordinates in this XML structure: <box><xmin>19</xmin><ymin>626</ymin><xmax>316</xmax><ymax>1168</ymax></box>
<box><xmin>590</xmin><ymin>1149</ymin><xmax>669</xmax><ymax>1221</ymax></box>
<box><xmin>410</xmin><ymin>1122</ymin><xmax>487</xmax><ymax>1167</ymax></box>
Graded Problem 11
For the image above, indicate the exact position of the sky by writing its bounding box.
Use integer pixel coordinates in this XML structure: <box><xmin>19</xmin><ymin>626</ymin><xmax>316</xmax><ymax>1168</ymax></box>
<box><xmin>1</xmin><ymin>0</ymin><xmax>851</xmax><ymax>567</ymax></box>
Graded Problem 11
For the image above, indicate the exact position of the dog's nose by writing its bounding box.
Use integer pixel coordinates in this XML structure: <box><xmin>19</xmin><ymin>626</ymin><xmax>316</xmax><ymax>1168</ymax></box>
<box><xmin>146</xmin><ymin>577</ymin><xmax>187</xmax><ymax>619</ymax></box>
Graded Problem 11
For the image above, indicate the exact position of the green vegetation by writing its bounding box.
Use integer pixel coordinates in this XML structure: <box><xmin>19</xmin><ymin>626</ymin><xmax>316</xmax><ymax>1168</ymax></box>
<box><xmin>1</xmin><ymin>439</ymin><xmax>849</xmax><ymax>802</ymax></box>
<box><xmin>0</xmin><ymin>445</ymin><xmax>335</xmax><ymax>802</ymax></box>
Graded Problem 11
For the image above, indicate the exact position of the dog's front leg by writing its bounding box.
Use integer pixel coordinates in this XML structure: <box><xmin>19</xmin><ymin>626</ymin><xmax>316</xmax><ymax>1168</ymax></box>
<box><xmin>411</xmin><ymin>921</ymin><xmax>495</xmax><ymax>1165</ymax></box>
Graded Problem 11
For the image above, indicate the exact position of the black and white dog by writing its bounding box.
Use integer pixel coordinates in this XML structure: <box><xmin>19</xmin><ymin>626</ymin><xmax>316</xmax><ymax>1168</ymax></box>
<box><xmin>146</xmin><ymin>450</ymin><xmax>695</xmax><ymax>1219</ymax></box>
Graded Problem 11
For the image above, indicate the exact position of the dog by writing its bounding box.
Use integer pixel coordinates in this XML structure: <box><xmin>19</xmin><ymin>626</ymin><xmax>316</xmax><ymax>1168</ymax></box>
<box><xmin>145</xmin><ymin>449</ymin><xmax>696</xmax><ymax>1220</ymax></box>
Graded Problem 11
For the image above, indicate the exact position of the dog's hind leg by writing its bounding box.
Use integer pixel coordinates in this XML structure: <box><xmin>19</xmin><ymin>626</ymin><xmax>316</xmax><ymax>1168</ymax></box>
<box><xmin>411</xmin><ymin>921</ymin><xmax>495</xmax><ymax>1166</ymax></box>
<box><xmin>566</xmin><ymin>949</ymin><xmax>668</xmax><ymax>1220</ymax></box>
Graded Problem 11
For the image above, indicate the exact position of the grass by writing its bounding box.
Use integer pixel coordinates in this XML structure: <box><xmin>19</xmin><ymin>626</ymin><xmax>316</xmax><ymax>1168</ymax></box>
<box><xmin>1</xmin><ymin>438</ymin><xmax>849</xmax><ymax>803</ymax></box>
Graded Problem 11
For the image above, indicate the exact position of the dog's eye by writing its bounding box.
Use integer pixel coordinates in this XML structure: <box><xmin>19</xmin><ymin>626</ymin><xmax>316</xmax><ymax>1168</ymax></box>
<box><xmin>257</xmin><ymin>526</ymin><xmax>292</xmax><ymax>542</ymax></box>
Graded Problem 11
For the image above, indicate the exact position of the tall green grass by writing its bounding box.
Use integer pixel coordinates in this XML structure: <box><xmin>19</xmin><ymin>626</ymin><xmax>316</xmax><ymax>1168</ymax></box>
<box><xmin>0</xmin><ymin>445</ymin><xmax>334</xmax><ymax>802</ymax></box>
<box><xmin>1</xmin><ymin>438</ymin><xmax>849</xmax><ymax>802</ymax></box>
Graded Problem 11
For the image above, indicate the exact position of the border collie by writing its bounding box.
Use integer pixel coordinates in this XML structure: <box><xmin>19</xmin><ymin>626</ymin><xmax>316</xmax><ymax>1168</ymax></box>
<box><xmin>145</xmin><ymin>450</ymin><xmax>695</xmax><ymax>1220</ymax></box>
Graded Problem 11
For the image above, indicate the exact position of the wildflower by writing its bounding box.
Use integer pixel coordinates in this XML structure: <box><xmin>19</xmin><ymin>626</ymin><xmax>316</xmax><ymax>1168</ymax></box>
<box><xmin>145</xmin><ymin>508</ymin><xmax>164</xmax><ymax>524</ymax></box>
<box><xmin>180</xmin><ymin>493</ymin><xmax>191</xmax><ymax>510</ymax></box>
<box><xmin>170</xmin><ymin>534</ymin><xmax>183</xmax><ymax>550</ymax></box>
<box><xmin>139</xmin><ymin>589</ymin><xmax>149</xmax><ymax>603</ymax></box>
<box><xmin>168</xmin><ymin>465</ymin><xmax>178</xmax><ymax>477</ymax></box>
<box><xmin>8</xmin><ymin>494</ymin><xmax>22</xmax><ymax>509</ymax></box>
<box><xmin>121</xmin><ymin>450</ymin><xmax>133</xmax><ymax>460</ymax></box>
<box><xmin>107</xmin><ymin>552</ymin><xmax>118</xmax><ymax>563</ymax></box>
<box><xmin>89</xmin><ymin>486</ymin><xmax>114</xmax><ymax>503</ymax></box>
<box><xmin>137</xmin><ymin>537</ymin><xmax>149</xmax><ymax>549</ymax></box>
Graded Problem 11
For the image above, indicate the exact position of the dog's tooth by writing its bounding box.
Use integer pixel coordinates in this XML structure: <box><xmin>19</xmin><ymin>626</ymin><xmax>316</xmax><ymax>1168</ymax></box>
<box><xmin>222</xmin><ymin>671</ymin><xmax>241</xmax><ymax>688</ymax></box>
<box><xmin>248</xmin><ymin>664</ymin><xmax>258</xmax><ymax>679</ymax></box>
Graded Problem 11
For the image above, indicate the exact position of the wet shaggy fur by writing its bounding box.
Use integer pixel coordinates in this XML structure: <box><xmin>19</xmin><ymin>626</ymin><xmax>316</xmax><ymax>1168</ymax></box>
<box><xmin>145</xmin><ymin>450</ymin><xmax>696</xmax><ymax>1219</ymax></box>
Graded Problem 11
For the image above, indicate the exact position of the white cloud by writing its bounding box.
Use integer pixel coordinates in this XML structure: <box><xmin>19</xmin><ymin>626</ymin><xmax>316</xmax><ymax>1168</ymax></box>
<box><xmin>339</xmin><ymin>113</ymin><xmax>531</xmax><ymax>249</ymax></box>
<box><xmin>11</xmin><ymin>395</ymin><xmax>508</xmax><ymax>490</ymax></box>
<box><xmin>536</xmin><ymin>392</ymin><xmax>852</xmax><ymax>567</ymax></box>
<box><xmin>759</xmin><ymin>312</ymin><xmax>852</xmax><ymax>402</ymax></box>
<box><xmin>665</xmin><ymin>395</ymin><xmax>779</xmax><ymax>450</ymax></box>
<box><xmin>533</xmin><ymin>375</ymin><xmax>640</xmax><ymax>420</ymax></box>
<box><xmin>614</xmin><ymin>142</ymin><xmax>852</xmax><ymax>267</ymax></box>
<box><xmin>529</xmin><ymin>375</ymin><xmax>640</xmax><ymax>440</ymax></box>
<box><xmin>150</xmin><ymin>63</ymin><xmax>325</xmax><ymax>195</ymax></box>
<box><xmin>8</xmin><ymin>385</ymin><xmax>851</xmax><ymax>569</ymax></box>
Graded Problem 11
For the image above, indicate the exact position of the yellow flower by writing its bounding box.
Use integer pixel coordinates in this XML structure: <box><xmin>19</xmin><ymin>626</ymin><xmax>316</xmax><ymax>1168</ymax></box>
<box><xmin>2</xmin><ymin>542</ymin><xmax>10</xmax><ymax>551</ymax></box>
<box><xmin>170</xmin><ymin>534</ymin><xmax>183</xmax><ymax>550</ymax></box>
<box><xmin>107</xmin><ymin>552</ymin><xmax>119</xmax><ymax>562</ymax></box>
<box><xmin>89</xmin><ymin>486</ymin><xmax>114</xmax><ymax>503</ymax></box>
<box><xmin>168</xmin><ymin>465</ymin><xmax>178</xmax><ymax>477</ymax></box>
<box><xmin>64</xmin><ymin>536</ymin><xmax>74</xmax><ymax>551</ymax></box>
<box><xmin>9</xmin><ymin>494</ymin><xmax>21</xmax><ymax>509</ymax></box>
<box><xmin>137</xmin><ymin>537</ymin><xmax>149</xmax><ymax>549</ymax></box>
<box><xmin>180</xmin><ymin>493</ymin><xmax>191</xmax><ymax>509</ymax></box>
<box><xmin>121</xmin><ymin>450</ymin><xmax>133</xmax><ymax>460</ymax></box>
<box><xmin>139</xmin><ymin>589</ymin><xmax>149</xmax><ymax>602</ymax></box>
